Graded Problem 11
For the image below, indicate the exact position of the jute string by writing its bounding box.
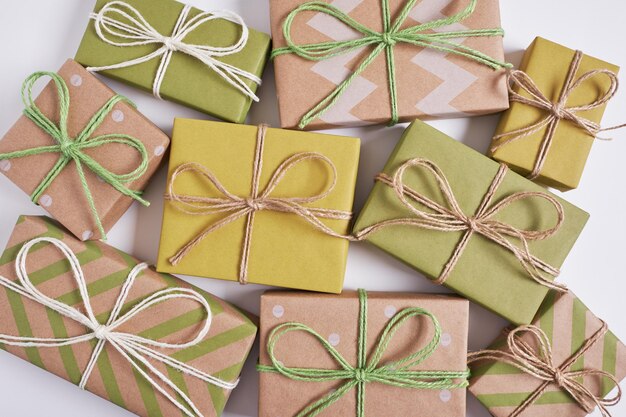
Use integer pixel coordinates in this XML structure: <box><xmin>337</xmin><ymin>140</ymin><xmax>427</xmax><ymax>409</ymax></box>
<box><xmin>468</xmin><ymin>323</ymin><xmax>622</xmax><ymax>417</ymax></box>
<box><xmin>272</xmin><ymin>0</ymin><xmax>511</xmax><ymax>129</ymax></box>
<box><xmin>87</xmin><ymin>1</ymin><xmax>262</xmax><ymax>101</ymax></box>
<box><xmin>0</xmin><ymin>237</ymin><xmax>238</xmax><ymax>417</ymax></box>
<box><xmin>353</xmin><ymin>158</ymin><xmax>566</xmax><ymax>290</ymax></box>
<box><xmin>257</xmin><ymin>289</ymin><xmax>469</xmax><ymax>417</ymax></box>
<box><xmin>492</xmin><ymin>50</ymin><xmax>626</xmax><ymax>180</ymax></box>
<box><xmin>0</xmin><ymin>71</ymin><xmax>150</xmax><ymax>240</ymax></box>
<box><xmin>164</xmin><ymin>125</ymin><xmax>353</xmax><ymax>284</ymax></box>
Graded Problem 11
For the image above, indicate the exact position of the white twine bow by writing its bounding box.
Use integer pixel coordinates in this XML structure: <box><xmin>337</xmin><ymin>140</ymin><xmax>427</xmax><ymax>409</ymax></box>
<box><xmin>0</xmin><ymin>237</ymin><xmax>237</xmax><ymax>417</ymax></box>
<box><xmin>87</xmin><ymin>1</ymin><xmax>262</xmax><ymax>101</ymax></box>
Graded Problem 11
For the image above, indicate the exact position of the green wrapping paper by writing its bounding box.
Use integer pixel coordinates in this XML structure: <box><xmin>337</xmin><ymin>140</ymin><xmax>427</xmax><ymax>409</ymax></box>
<box><xmin>0</xmin><ymin>215</ymin><xmax>257</xmax><ymax>417</ymax></box>
<box><xmin>469</xmin><ymin>290</ymin><xmax>626</xmax><ymax>417</ymax></box>
<box><xmin>353</xmin><ymin>121</ymin><xmax>589</xmax><ymax>325</ymax></box>
<box><xmin>75</xmin><ymin>0</ymin><xmax>271</xmax><ymax>123</ymax></box>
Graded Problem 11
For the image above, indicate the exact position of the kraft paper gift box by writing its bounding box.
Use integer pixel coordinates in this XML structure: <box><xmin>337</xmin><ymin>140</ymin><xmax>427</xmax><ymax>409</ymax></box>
<box><xmin>490</xmin><ymin>37</ymin><xmax>621</xmax><ymax>191</ymax></box>
<box><xmin>469</xmin><ymin>290</ymin><xmax>626</xmax><ymax>417</ymax></box>
<box><xmin>0</xmin><ymin>59</ymin><xmax>169</xmax><ymax>241</ymax></box>
<box><xmin>156</xmin><ymin>120</ymin><xmax>360</xmax><ymax>293</ymax></box>
<box><xmin>258</xmin><ymin>290</ymin><xmax>470</xmax><ymax>417</ymax></box>
<box><xmin>269</xmin><ymin>0</ymin><xmax>509</xmax><ymax>130</ymax></box>
<box><xmin>352</xmin><ymin>120</ymin><xmax>589</xmax><ymax>325</ymax></box>
<box><xmin>76</xmin><ymin>0</ymin><xmax>271</xmax><ymax>123</ymax></box>
<box><xmin>0</xmin><ymin>215</ymin><xmax>257</xmax><ymax>417</ymax></box>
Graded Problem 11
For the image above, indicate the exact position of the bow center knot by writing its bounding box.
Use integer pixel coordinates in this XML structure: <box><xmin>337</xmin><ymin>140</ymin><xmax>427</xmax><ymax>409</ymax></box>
<box><xmin>162</xmin><ymin>36</ymin><xmax>178</xmax><ymax>52</ymax></box>
<box><xmin>551</xmin><ymin>103</ymin><xmax>567</xmax><ymax>119</ymax></box>
<box><xmin>93</xmin><ymin>325</ymin><xmax>111</xmax><ymax>341</ymax></box>
<box><xmin>354</xmin><ymin>368</ymin><xmax>370</xmax><ymax>383</ymax></box>
<box><xmin>552</xmin><ymin>369</ymin><xmax>567</xmax><ymax>387</ymax></box>
<box><xmin>59</xmin><ymin>140</ymin><xmax>78</xmax><ymax>159</ymax></box>
<box><xmin>245</xmin><ymin>198</ymin><xmax>264</xmax><ymax>211</ymax></box>
<box><xmin>464</xmin><ymin>216</ymin><xmax>480</xmax><ymax>231</ymax></box>
<box><xmin>381</xmin><ymin>32</ymin><xmax>397</xmax><ymax>47</ymax></box>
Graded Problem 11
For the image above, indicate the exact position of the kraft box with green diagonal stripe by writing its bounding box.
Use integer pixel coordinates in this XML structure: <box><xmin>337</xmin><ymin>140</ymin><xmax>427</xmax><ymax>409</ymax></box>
<box><xmin>469</xmin><ymin>290</ymin><xmax>626</xmax><ymax>417</ymax></box>
<box><xmin>0</xmin><ymin>215</ymin><xmax>257</xmax><ymax>417</ymax></box>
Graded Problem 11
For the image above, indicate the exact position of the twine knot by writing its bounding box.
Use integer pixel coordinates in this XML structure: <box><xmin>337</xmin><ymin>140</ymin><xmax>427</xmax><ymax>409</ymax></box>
<box><xmin>245</xmin><ymin>198</ymin><xmax>264</xmax><ymax>211</ymax></box>
<box><xmin>93</xmin><ymin>325</ymin><xmax>110</xmax><ymax>341</ymax></box>
<box><xmin>464</xmin><ymin>216</ymin><xmax>479</xmax><ymax>232</ymax></box>
<box><xmin>162</xmin><ymin>36</ymin><xmax>178</xmax><ymax>52</ymax></box>
<box><xmin>381</xmin><ymin>32</ymin><xmax>397</xmax><ymax>47</ymax></box>
<box><xmin>354</xmin><ymin>368</ymin><xmax>369</xmax><ymax>383</ymax></box>
<box><xmin>551</xmin><ymin>103</ymin><xmax>566</xmax><ymax>119</ymax></box>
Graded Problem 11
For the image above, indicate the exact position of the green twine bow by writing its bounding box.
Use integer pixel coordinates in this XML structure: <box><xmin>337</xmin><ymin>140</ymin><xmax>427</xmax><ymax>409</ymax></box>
<box><xmin>0</xmin><ymin>72</ymin><xmax>150</xmax><ymax>240</ymax></box>
<box><xmin>257</xmin><ymin>289</ymin><xmax>470</xmax><ymax>417</ymax></box>
<box><xmin>272</xmin><ymin>0</ymin><xmax>512</xmax><ymax>129</ymax></box>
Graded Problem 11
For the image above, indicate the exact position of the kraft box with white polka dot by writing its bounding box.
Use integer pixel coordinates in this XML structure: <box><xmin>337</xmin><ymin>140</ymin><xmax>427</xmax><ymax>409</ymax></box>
<box><xmin>0</xmin><ymin>59</ymin><xmax>170</xmax><ymax>241</ymax></box>
<box><xmin>258</xmin><ymin>290</ymin><xmax>469</xmax><ymax>416</ymax></box>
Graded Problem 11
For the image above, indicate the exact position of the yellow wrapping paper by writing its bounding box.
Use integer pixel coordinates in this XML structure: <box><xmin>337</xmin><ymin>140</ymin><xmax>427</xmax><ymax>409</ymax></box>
<box><xmin>156</xmin><ymin>120</ymin><xmax>360</xmax><ymax>293</ymax></box>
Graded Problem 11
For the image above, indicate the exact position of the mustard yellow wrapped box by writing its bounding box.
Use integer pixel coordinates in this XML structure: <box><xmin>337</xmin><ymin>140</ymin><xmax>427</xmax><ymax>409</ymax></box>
<box><xmin>156</xmin><ymin>120</ymin><xmax>360</xmax><ymax>293</ymax></box>
<box><xmin>490</xmin><ymin>37</ymin><xmax>620</xmax><ymax>191</ymax></box>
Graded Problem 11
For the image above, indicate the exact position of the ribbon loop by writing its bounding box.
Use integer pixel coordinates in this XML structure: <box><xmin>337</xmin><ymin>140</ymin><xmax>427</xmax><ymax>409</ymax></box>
<box><xmin>469</xmin><ymin>323</ymin><xmax>622</xmax><ymax>417</ymax></box>
<box><xmin>164</xmin><ymin>125</ymin><xmax>353</xmax><ymax>284</ymax></box>
<box><xmin>88</xmin><ymin>1</ymin><xmax>261</xmax><ymax>101</ymax></box>
<box><xmin>354</xmin><ymin>158</ymin><xmax>566</xmax><ymax>291</ymax></box>
<box><xmin>258</xmin><ymin>289</ymin><xmax>469</xmax><ymax>417</ymax></box>
<box><xmin>273</xmin><ymin>0</ymin><xmax>510</xmax><ymax>128</ymax></box>
<box><xmin>0</xmin><ymin>237</ymin><xmax>237</xmax><ymax>417</ymax></box>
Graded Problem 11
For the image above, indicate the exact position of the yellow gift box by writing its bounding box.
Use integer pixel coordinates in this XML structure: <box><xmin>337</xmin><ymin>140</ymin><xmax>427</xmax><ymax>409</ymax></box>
<box><xmin>156</xmin><ymin>120</ymin><xmax>360</xmax><ymax>292</ymax></box>
<box><xmin>490</xmin><ymin>37</ymin><xmax>620</xmax><ymax>191</ymax></box>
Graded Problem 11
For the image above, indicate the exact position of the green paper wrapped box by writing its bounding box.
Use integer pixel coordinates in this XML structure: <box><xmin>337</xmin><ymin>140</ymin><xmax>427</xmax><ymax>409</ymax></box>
<box><xmin>353</xmin><ymin>120</ymin><xmax>589</xmax><ymax>325</ymax></box>
<box><xmin>0</xmin><ymin>215</ymin><xmax>257</xmax><ymax>417</ymax></box>
<box><xmin>76</xmin><ymin>0</ymin><xmax>271</xmax><ymax>123</ymax></box>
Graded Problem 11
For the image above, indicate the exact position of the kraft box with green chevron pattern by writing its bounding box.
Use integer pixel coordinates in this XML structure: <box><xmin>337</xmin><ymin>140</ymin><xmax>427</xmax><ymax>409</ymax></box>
<box><xmin>0</xmin><ymin>215</ymin><xmax>257</xmax><ymax>417</ymax></box>
<box><xmin>469</xmin><ymin>290</ymin><xmax>626</xmax><ymax>417</ymax></box>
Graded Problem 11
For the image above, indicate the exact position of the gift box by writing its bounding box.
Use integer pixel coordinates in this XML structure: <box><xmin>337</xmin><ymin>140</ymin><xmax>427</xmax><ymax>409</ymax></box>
<box><xmin>75</xmin><ymin>0</ymin><xmax>271</xmax><ymax>123</ymax></box>
<box><xmin>156</xmin><ymin>120</ymin><xmax>360</xmax><ymax>293</ymax></box>
<box><xmin>490</xmin><ymin>37</ymin><xmax>621</xmax><ymax>191</ymax></box>
<box><xmin>469</xmin><ymin>290</ymin><xmax>626</xmax><ymax>417</ymax></box>
<box><xmin>0</xmin><ymin>215</ymin><xmax>257</xmax><ymax>417</ymax></box>
<box><xmin>269</xmin><ymin>0</ymin><xmax>509</xmax><ymax>130</ymax></box>
<box><xmin>0</xmin><ymin>60</ymin><xmax>169</xmax><ymax>241</ymax></box>
<box><xmin>257</xmin><ymin>290</ymin><xmax>470</xmax><ymax>416</ymax></box>
<box><xmin>352</xmin><ymin>120</ymin><xmax>589</xmax><ymax>325</ymax></box>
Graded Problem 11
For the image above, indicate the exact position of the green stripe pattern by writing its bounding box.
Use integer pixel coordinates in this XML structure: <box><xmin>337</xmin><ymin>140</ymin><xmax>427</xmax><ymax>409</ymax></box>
<box><xmin>0</xmin><ymin>216</ymin><xmax>256</xmax><ymax>417</ymax></box>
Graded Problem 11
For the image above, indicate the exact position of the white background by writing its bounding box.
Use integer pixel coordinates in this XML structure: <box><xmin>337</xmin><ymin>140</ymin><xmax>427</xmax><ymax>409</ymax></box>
<box><xmin>0</xmin><ymin>0</ymin><xmax>624</xmax><ymax>416</ymax></box>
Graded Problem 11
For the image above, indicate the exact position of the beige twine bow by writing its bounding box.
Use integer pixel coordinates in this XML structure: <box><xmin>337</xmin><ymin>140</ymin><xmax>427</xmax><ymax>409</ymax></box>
<box><xmin>353</xmin><ymin>158</ymin><xmax>566</xmax><ymax>290</ymax></box>
<box><xmin>164</xmin><ymin>125</ymin><xmax>352</xmax><ymax>284</ymax></box>
<box><xmin>468</xmin><ymin>323</ymin><xmax>622</xmax><ymax>417</ymax></box>
<box><xmin>491</xmin><ymin>50</ymin><xmax>626</xmax><ymax>180</ymax></box>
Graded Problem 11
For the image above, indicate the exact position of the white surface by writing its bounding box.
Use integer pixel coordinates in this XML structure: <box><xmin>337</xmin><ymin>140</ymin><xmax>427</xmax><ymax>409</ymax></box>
<box><xmin>0</xmin><ymin>1</ymin><xmax>624</xmax><ymax>416</ymax></box>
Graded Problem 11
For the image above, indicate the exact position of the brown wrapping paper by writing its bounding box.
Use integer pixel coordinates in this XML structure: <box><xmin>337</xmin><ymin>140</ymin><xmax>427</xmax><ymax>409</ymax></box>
<box><xmin>470</xmin><ymin>290</ymin><xmax>626</xmax><ymax>417</ymax></box>
<box><xmin>0</xmin><ymin>59</ymin><xmax>169</xmax><ymax>241</ymax></box>
<box><xmin>269</xmin><ymin>0</ymin><xmax>508</xmax><ymax>130</ymax></box>
<box><xmin>258</xmin><ymin>290</ymin><xmax>469</xmax><ymax>416</ymax></box>
<box><xmin>0</xmin><ymin>215</ymin><xmax>257</xmax><ymax>417</ymax></box>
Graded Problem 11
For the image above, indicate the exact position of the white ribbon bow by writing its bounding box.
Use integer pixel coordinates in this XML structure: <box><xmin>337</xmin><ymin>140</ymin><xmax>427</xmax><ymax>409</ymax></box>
<box><xmin>87</xmin><ymin>1</ymin><xmax>262</xmax><ymax>101</ymax></box>
<box><xmin>0</xmin><ymin>237</ymin><xmax>237</xmax><ymax>417</ymax></box>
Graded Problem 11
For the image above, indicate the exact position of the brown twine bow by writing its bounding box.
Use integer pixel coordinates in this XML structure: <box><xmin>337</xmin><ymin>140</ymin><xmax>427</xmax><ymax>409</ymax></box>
<box><xmin>468</xmin><ymin>323</ymin><xmax>622</xmax><ymax>417</ymax></box>
<box><xmin>491</xmin><ymin>50</ymin><xmax>626</xmax><ymax>180</ymax></box>
<box><xmin>353</xmin><ymin>158</ymin><xmax>566</xmax><ymax>290</ymax></box>
<box><xmin>164</xmin><ymin>125</ymin><xmax>352</xmax><ymax>284</ymax></box>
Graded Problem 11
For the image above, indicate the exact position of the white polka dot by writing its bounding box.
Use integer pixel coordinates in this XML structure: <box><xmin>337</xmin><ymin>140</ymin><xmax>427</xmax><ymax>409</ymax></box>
<box><xmin>82</xmin><ymin>230</ymin><xmax>93</xmax><ymax>241</ymax></box>
<box><xmin>328</xmin><ymin>333</ymin><xmax>340</xmax><ymax>346</ymax></box>
<box><xmin>440</xmin><ymin>389</ymin><xmax>452</xmax><ymax>402</ymax></box>
<box><xmin>0</xmin><ymin>160</ymin><xmax>11</xmax><ymax>172</ymax></box>
<box><xmin>272</xmin><ymin>305</ymin><xmax>284</xmax><ymax>318</ymax></box>
<box><xmin>440</xmin><ymin>333</ymin><xmax>452</xmax><ymax>347</ymax></box>
<box><xmin>112</xmin><ymin>110</ymin><xmax>125</xmax><ymax>123</ymax></box>
<box><xmin>70</xmin><ymin>74</ymin><xmax>83</xmax><ymax>87</ymax></box>
<box><xmin>154</xmin><ymin>145</ymin><xmax>165</xmax><ymax>156</ymax></box>
<box><xmin>39</xmin><ymin>194</ymin><xmax>53</xmax><ymax>207</ymax></box>
<box><xmin>384</xmin><ymin>305</ymin><xmax>397</xmax><ymax>318</ymax></box>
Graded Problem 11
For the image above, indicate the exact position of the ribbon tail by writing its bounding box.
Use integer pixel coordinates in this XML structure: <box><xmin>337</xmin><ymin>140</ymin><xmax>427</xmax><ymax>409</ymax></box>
<box><xmin>169</xmin><ymin>208</ymin><xmax>250</xmax><ymax>265</ymax></box>
<box><xmin>491</xmin><ymin>117</ymin><xmax>554</xmax><ymax>152</ymax></box>
<box><xmin>86</xmin><ymin>48</ymin><xmax>168</xmax><ymax>73</ymax></box>
<box><xmin>74</xmin><ymin>159</ymin><xmax>107</xmax><ymax>240</ymax></box>
<box><xmin>31</xmin><ymin>156</ymin><xmax>71</xmax><ymax>204</ymax></box>
<box><xmin>296</xmin><ymin>380</ymin><xmax>358</xmax><ymax>417</ymax></box>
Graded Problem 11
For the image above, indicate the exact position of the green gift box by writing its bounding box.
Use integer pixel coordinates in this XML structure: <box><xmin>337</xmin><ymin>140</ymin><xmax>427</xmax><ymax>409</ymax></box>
<box><xmin>75</xmin><ymin>0</ymin><xmax>271</xmax><ymax>123</ymax></box>
<box><xmin>353</xmin><ymin>120</ymin><xmax>589</xmax><ymax>325</ymax></box>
